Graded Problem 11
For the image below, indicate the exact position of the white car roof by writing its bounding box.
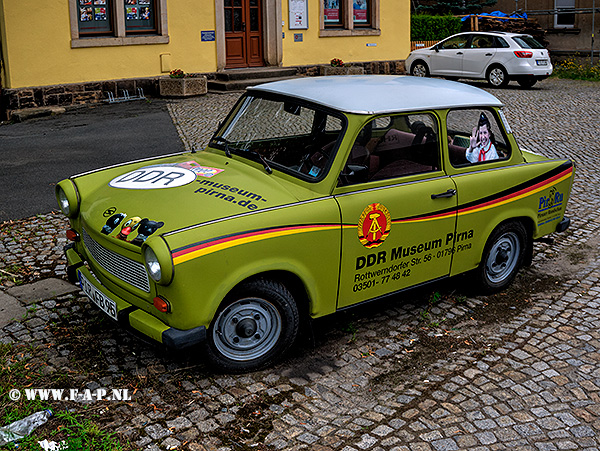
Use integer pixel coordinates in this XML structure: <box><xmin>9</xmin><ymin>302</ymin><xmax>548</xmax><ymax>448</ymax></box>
<box><xmin>249</xmin><ymin>75</ymin><xmax>503</xmax><ymax>115</ymax></box>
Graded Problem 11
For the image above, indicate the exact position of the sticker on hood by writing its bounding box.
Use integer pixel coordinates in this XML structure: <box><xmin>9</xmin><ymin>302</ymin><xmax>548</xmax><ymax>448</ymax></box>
<box><xmin>109</xmin><ymin>166</ymin><xmax>197</xmax><ymax>189</ymax></box>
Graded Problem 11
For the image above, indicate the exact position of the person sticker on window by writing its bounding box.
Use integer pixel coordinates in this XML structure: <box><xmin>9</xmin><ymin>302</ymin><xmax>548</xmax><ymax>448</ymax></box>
<box><xmin>465</xmin><ymin>112</ymin><xmax>499</xmax><ymax>163</ymax></box>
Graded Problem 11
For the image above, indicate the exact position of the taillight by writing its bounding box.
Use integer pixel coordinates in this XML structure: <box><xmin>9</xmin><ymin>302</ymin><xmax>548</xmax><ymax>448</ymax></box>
<box><xmin>66</xmin><ymin>229</ymin><xmax>80</xmax><ymax>241</ymax></box>
<box><xmin>514</xmin><ymin>51</ymin><xmax>533</xmax><ymax>58</ymax></box>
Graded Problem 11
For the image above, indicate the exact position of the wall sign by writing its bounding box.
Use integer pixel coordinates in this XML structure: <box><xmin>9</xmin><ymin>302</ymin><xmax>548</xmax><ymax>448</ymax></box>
<box><xmin>289</xmin><ymin>0</ymin><xmax>308</xmax><ymax>29</ymax></box>
<box><xmin>201</xmin><ymin>30</ymin><xmax>216</xmax><ymax>42</ymax></box>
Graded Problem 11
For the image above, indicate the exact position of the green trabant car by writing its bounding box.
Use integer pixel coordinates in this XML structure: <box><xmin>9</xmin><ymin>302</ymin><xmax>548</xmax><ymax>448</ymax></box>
<box><xmin>56</xmin><ymin>76</ymin><xmax>573</xmax><ymax>372</ymax></box>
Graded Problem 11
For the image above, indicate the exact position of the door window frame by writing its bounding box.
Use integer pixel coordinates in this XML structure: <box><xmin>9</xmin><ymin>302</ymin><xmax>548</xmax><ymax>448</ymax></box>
<box><xmin>320</xmin><ymin>0</ymin><xmax>380</xmax><ymax>37</ymax></box>
<box><xmin>69</xmin><ymin>0</ymin><xmax>169</xmax><ymax>48</ymax></box>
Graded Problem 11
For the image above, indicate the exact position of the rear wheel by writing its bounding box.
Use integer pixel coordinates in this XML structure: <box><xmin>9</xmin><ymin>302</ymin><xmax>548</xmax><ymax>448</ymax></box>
<box><xmin>476</xmin><ymin>221</ymin><xmax>527</xmax><ymax>293</ymax></box>
<box><xmin>206</xmin><ymin>279</ymin><xmax>299</xmax><ymax>372</ymax></box>
<box><xmin>410</xmin><ymin>61</ymin><xmax>430</xmax><ymax>77</ymax></box>
<box><xmin>517</xmin><ymin>77</ymin><xmax>537</xmax><ymax>89</ymax></box>
<box><xmin>486</xmin><ymin>66</ymin><xmax>509</xmax><ymax>88</ymax></box>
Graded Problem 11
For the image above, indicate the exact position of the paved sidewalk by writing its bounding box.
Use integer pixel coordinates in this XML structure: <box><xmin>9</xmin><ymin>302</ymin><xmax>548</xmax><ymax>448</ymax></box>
<box><xmin>1</xmin><ymin>78</ymin><xmax>599</xmax><ymax>450</ymax></box>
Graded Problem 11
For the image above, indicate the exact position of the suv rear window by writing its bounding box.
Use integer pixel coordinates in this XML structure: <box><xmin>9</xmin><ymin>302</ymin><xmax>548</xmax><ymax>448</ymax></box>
<box><xmin>512</xmin><ymin>35</ymin><xmax>544</xmax><ymax>49</ymax></box>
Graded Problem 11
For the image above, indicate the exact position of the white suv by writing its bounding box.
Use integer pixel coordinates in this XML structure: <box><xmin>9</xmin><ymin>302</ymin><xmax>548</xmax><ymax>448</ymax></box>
<box><xmin>405</xmin><ymin>31</ymin><xmax>552</xmax><ymax>88</ymax></box>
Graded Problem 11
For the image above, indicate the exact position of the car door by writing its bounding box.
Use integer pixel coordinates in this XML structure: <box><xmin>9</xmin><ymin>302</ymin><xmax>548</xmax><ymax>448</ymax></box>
<box><xmin>462</xmin><ymin>34</ymin><xmax>497</xmax><ymax>77</ymax></box>
<box><xmin>429</xmin><ymin>35</ymin><xmax>470</xmax><ymax>76</ymax></box>
<box><xmin>334</xmin><ymin>113</ymin><xmax>458</xmax><ymax>309</ymax></box>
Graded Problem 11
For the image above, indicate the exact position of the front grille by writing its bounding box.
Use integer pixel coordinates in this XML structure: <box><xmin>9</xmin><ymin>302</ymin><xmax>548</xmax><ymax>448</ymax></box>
<box><xmin>81</xmin><ymin>228</ymin><xmax>150</xmax><ymax>292</ymax></box>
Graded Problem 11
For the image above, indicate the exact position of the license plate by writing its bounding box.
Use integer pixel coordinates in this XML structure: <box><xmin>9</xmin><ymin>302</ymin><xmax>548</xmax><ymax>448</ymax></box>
<box><xmin>536</xmin><ymin>60</ymin><xmax>548</xmax><ymax>66</ymax></box>
<box><xmin>78</xmin><ymin>270</ymin><xmax>118</xmax><ymax>320</ymax></box>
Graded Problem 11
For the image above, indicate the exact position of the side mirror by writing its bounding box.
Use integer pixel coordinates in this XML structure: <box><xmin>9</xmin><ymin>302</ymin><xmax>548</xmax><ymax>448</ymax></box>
<box><xmin>434</xmin><ymin>45</ymin><xmax>439</xmax><ymax>53</ymax></box>
<box><xmin>340</xmin><ymin>164</ymin><xmax>368</xmax><ymax>185</ymax></box>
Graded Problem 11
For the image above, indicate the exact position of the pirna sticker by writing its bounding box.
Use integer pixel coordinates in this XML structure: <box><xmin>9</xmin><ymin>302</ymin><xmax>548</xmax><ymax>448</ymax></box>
<box><xmin>358</xmin><ymin>203</ymin><xmax>391</xmax><ymax>248</ymax></box>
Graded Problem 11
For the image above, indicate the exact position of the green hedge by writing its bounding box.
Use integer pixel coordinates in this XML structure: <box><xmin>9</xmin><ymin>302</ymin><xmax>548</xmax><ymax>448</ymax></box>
<box><xmin>411</xmin><ymin>15</ymin><xmax>462</xmax><ymax>41</ymax></box>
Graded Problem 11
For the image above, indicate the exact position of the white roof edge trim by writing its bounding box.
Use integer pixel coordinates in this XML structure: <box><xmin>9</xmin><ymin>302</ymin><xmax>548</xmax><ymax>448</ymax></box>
<box><xmin>247</xmin><ymin>75</ymin><xmax>503</xmax><ymax>115</ymax></box>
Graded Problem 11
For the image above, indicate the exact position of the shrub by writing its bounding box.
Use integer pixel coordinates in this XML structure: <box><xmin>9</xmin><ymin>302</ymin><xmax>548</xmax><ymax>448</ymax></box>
<box><xmin>411</xmin><ymin>14</ymin><xmax>462</xmax><ymax>41</ymax></box>
<box><xmin>553</xmin><ymin>57</ymin><xmax>600</xmax><ymax>82</ymax></box>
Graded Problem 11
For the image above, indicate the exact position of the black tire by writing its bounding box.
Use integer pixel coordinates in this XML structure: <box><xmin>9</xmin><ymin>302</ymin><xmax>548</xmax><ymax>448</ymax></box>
<box><xmin>486</xmin><ymin>65</ymin><xmax>509</xmax><ymax>88</ymax></box>
<box><xmin>205</xmin><ymin>279</ymin><xmax>299</xmax><ymax>372</ymax></box>
<box><xmin>410</xmin><ymin>61</ymin><xmax>430</xmax><ymax>78</ymax></box>
<box><xmin>517</xmin><ymin>78</ymin><xmax>537</xmax><ymax>89</ymax></box>
<box><xmin>476</xmin><ymin>221</ymin><xmax>528</xmax><ymax>293</ymax></box>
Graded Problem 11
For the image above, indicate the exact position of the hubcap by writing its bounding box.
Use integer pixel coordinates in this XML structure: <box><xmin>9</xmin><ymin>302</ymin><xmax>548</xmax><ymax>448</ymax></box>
<box><xmin>213</xmin><ymin>298</ymin><xmax>282</xmax><ymax>361</ymax></box>
<box><xmin>489</xmin><ymin>69</ymin><xmax>504</xmax><ymax>86</ymax></box>
<box><xmin>485</xmin><ymin>232</ymin><xmax>520</xmax><ymax>283</ymax></box>
<box><xmin>412</xmin><ymin>64</ymin><xmax>427</xmax><ymax>77</ymax></box>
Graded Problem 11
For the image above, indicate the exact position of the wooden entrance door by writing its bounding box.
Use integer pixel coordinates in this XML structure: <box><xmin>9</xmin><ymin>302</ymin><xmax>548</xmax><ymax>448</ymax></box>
<box><xmin>224</xmin><ymin>0</ymin><xmax>264</xmax><ymax>68</ymax></box>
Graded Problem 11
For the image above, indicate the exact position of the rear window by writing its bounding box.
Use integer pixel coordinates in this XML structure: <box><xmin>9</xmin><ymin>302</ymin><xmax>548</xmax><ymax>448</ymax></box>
<box><xmin>512</xmin><ymin>35</ymin><xmax>544</xmax><ymax>49</ymax></box>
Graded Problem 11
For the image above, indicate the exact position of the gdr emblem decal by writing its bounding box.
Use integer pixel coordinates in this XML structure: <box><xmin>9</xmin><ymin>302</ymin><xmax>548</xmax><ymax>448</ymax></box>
<box><xmin>358</xmin><ymin>203</ymin><xmax>391</xmax><ymax>248</ymax></box>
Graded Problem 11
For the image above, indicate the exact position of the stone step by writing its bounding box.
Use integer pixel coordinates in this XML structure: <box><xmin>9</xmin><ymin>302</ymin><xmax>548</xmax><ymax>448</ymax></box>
<box><xmin>208</xmin><ymin>75</ymin><xmax>300</xmax><ymax>92</ymax></box>
<box><xmin>214</xmin><ymin>67</ymin><xmax>298</xmax><ymax>82</ymax></box>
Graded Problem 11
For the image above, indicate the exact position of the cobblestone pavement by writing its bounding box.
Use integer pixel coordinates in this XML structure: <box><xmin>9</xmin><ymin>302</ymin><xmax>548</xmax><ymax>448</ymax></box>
<box><xmin>1</xmin><ymin>78</ymin><xmax>600</xmax><ymax>450</ymax></box>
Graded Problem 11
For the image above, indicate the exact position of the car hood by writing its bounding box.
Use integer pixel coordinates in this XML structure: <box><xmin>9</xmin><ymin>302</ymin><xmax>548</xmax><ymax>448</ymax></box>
<box><xmin>72</xmin><ymin>152</ymin><xmax>308</xmax><ymax>247</ymax></box>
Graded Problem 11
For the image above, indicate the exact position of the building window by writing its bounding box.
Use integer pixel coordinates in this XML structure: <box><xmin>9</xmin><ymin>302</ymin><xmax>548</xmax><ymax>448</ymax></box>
<box><xmin>554</xmin><ymin>0</ymin><xmax>575</xmax><ymax>28</ymax></box>
<box><xmin>70</xmin><ymin>0</ymin><xmax>168</xmax><ymax>47</ymax></box>
<box><xmin>321</xmin><ymin>0</ymin><xmax>379</xmax><ymax>36</ymax></box>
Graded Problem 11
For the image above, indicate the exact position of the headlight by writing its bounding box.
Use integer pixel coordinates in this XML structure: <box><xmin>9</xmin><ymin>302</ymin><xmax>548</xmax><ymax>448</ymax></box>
<box><xmin>142</xmin><ymin>238</ymin><xmax>173</xmax><ymax>285</ymax></box>
<box><xmin>55</xmin><ymin>180</ymin><xmax>80</xmax><ymax>218</ymax></box>
<box><xmin>144</xmin><ymin>246</ymin><xmax>162</xmax><ymax>282</ymax></box>
<box><xmin>57</xmin><ymin>187</ymin><xmax>70</xmax><ymax>215</ymax></box>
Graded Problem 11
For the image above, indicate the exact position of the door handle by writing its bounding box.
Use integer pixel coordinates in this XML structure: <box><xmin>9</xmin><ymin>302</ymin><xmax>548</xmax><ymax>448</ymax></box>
<box><xmin>456</xmin><ymin>52</ymin><xmax>463</xmax><ymax>55</ymax></box>
<box><xmin>431</xmin><ymin>189</ymin><xmax>456</xmax><ymax>199</ymax></box>
<box><xmin>242</xmin><ymin>22</ymin><xmax>246</xmax><ymax>32</ymax></box>
<box><xmin>485</xmin><ymin>53</ymin><xmax>493</xmax><ymax>56</ymax></box>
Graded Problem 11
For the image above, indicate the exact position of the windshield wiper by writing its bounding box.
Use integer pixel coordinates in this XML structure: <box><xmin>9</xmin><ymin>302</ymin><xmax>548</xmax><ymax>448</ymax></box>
<box><xmin>210</xmin><ymin>136</ymin><xmax>272</xmax><ymax>174</ymax></box>
<box><xmin>211</xmin><ymin>136</ymin><xmax>233</xmax><ymax>158</ymax></box>
<box><xmin>248</xmin><ymin>149</ymin><xmax>273</xmax><ymax>174</ymax></box>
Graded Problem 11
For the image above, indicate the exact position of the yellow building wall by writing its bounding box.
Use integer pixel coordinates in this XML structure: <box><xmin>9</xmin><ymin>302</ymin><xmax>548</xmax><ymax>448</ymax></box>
<box><xmin>282</xmin><ymin>0</ymin><xmax>411</xmax><ymax>66</ymax></box>
<box><xmin>0</xmin><ymin>0</ymin><xmax>218</xmax><ymax>89</ymax></box>
<box><xmin>0</xmin><ymin>0</ymin><xmax>410</xmax><ymax>90</ymax></box>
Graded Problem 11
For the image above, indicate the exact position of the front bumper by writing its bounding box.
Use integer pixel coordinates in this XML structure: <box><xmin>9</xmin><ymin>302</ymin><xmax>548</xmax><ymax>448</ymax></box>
<box><xmin>65</xmin><ymin>245</ymin><xmax>206</xmax><ymax>349</ymax></box>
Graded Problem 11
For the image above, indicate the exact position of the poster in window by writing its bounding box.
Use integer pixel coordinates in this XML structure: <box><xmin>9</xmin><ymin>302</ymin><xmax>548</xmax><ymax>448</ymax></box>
<box><xmin>140</xmin><ymin>7</ymin><xmax>150</xmax><ymax>19</ymax></box>
<box><xmin>80</xmin><ymin>0</ymin><xmax>92</xmax><ymax>5</ymax></box>
<box><xmin>95</xmin><ymin>7</ymin><xmax>107</xmax><ymax>20</ymax></box>
<box><xmin>353</xmin><ymin>0</ymin><xmax>367</xmax><ymax>23</ymax></box>
<box><xmin>80</xmin><ymin>7</ymin><xmax>93</xmax><ymax>21</ymax></box>
<box><xmin>94</xmin><ymin>0</ymin><xmax>106</xmax><ymax>4</ymax></box>
<box><xmin>288</xmin><ymin>0</ymin><xmax>308</xmax><ymax>29</ymax></box>
<box><xmin>126</xmin><ymin>7</ymin><xmax>138</xmax><ymax>19</ymax></box>
<box><xmin>139</xmin><ymin>0</ymin><xmax>150</xmax><ymax>4</ymax></box>
<box><xmin>126</xmin><ymin>0</ymin><xmax>137</xmax><ymax>4</ymax></box>
<box><xmin>324</xmin><ymin>0</ymin><xmax>339</xmax><ymax>23</ymax></box>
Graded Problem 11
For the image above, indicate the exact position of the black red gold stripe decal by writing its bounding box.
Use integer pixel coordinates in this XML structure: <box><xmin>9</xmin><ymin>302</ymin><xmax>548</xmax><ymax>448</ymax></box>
<box><xmin>393</xmin><ymin>162</ymin><xmax>573</xmax><ymax>224</ymax></box>
<box><xmin>172</xmin><ymin>162</ymin><xmax>573</xmax><ymax>265</ymax></box>
<box><xmin>172</xmin><ymin>224</ymin><xmax>339</xmax><ymax>265</ymax></box>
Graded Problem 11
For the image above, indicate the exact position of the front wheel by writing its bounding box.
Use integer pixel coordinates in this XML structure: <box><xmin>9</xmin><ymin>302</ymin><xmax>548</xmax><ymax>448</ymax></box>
<box><xmin>486</xmin><ymin>66</ymin><xmax>509</xmax><ymax>88</ymax></box>
<box><xmin>476</xmin><ymin>221</ymin><xmax>528</xmax><ymax>293</ymax></box>
<box><xmin>206</xmin><ymin>279</ymin><xmax>299</xmax><ymax>372</ymax></box>
<box><xmin>410</xmin><ymin>61</ymin><xmax>430</xmax><ymax>77</ymax></box>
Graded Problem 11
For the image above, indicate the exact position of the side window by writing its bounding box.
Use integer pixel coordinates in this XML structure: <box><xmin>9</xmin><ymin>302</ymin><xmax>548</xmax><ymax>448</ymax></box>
<box><xmin>341</xmin><ymin>113</ymin><xmax>440</xmax><ymax>185</ymax></box>
<box><xmin>439</xmin><ymin>35</ymin><xmax>469</xmax><ymax>50</ymax></box>
<box><xmin>446</xmin><ymin>109</ymin><xmax>510</xmax><ymax>167</ymax></box>
<box><xmin>470</xmin><ymin>35</ymin><xmax>495</xmax><ymax>49</ymax></box>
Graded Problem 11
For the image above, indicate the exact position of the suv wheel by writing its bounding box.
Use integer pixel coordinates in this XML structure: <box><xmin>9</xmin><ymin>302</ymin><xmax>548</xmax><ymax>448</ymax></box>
<box><xmin>486</xmin><ymin>66</ymin><xmax>509</xmax><ymax>88</ymax></box>
<box><xmin>410</xmin><ymin>61</ymin><xmax>429</xmax><ymax>77</ymax></box>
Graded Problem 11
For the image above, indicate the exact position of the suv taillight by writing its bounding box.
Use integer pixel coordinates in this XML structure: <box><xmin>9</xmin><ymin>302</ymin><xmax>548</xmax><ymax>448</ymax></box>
<box><xmin>514</xmin><ymin>50</ymin><xmax>533</xmax><ymax>58</ymax></box>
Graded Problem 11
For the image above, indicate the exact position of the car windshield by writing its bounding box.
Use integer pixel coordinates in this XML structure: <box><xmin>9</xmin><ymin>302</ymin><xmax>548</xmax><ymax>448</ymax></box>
<box><xmin>210</xmin><ymin>94</ymin><xmax>346</xmax><ymax>181</ymax></box>
<box><xmin>512</xmin><ymin>35</ymin><xmax>545</xmax><ymax>49</ymax></box>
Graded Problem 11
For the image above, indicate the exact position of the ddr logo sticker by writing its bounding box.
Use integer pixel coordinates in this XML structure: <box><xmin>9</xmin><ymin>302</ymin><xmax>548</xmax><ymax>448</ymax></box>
<box><xmin>109</xmin><ymin>166</ymin><xmax>197</xmax><ymax>189</ymax></box>
<box><xmin>358</xmin><ymin>203</ymin><xmax>391</xmax><ymax>248</ymax></box>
